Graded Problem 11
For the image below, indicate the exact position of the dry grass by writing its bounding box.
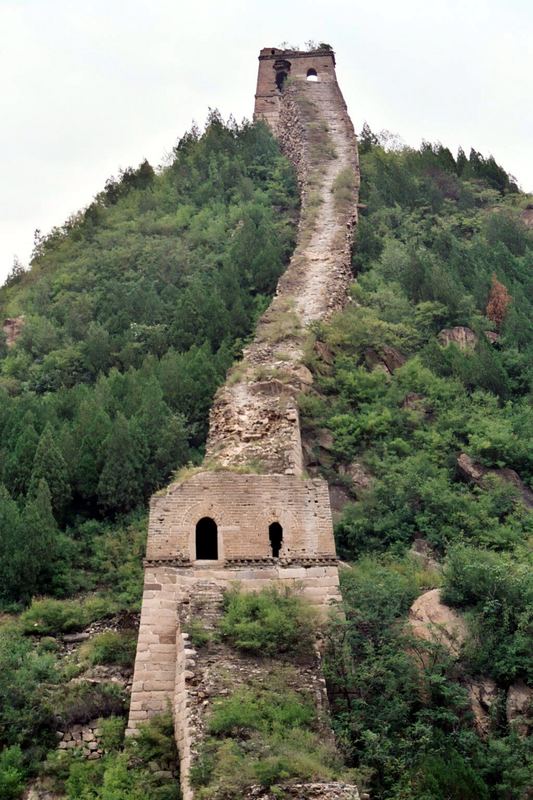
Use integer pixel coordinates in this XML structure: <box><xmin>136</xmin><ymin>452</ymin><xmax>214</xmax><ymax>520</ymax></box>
<box><xmin>332</xmin><ymin>167</ymin><xmax>357</xmax><ymax>212</ymax></box>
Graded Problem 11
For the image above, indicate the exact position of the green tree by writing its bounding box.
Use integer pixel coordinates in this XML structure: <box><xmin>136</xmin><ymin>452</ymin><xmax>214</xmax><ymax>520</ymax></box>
<box><xmin>22</xmin><ymin>479</ymin><xmax>60</xmax><ymax>598</ymax></box>
<box><xmin>0</xmin><ymin>484</ymin><xmax>23</xmax><ymax>602</ymax></box>
<box><xmin>29</xmin><ymin>423</ymin><xmax>71</xmax><ymax>521</ymax></box>
<box><xmin>97</xmin><ymin>413</ymin><xmax>146</xmax><ymax>513</ymax></box>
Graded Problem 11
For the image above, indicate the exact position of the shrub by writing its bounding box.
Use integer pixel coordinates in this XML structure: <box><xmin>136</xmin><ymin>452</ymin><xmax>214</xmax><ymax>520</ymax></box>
<box><xmin>220</xmin><ymin>586</ymin><xmax>315</xmax><ymax>656</ymax></box>
<box><xmin>79</xmin><ymin>631</ymin><xmax>137</xmax><ymax>667</ymax></box>
<box><xmin>19</xmin><ymin>595</ymin><xmax>118</xmax><ymax>635</ymax></box>
<box><xmin>98</xmin><ymin>715</ymin><xmax>126</xmax><ymax>751</ymax></box>
<box><xmin>183</xmin><ymin>619</ymin><xmax>212</xmax><ymax>648</ymax></box>
<box><xmin>208</xmin><ymin>686</ymin><xmax>315</xmax><ymax>736</ymax></box>
<box><xmin>0</xmin><ymin>746</ymin><xmax>26</xmax><ymax>800</ymax></box>
<box><xmin>56</xmin><ymin>682</ymin><xmax>126</xmax><ymax>726</ymax></box>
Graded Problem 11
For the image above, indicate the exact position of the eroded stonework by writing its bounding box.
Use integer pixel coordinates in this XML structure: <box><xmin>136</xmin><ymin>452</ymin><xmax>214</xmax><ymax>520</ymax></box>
<box><xmin>129</xmin><ymin>46</ymin><xmax>360</xmax><ymax>800</ymax></box>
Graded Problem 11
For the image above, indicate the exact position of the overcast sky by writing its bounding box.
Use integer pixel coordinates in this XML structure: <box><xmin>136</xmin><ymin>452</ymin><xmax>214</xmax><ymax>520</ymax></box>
<box><xmin>1</xmin><ymin>0</ymin><xmax>532</xmax><ymax>283</ymax></box>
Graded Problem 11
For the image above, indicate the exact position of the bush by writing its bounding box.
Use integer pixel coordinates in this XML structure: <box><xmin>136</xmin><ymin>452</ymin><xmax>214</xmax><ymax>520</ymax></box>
<box><xmin>19</xmin><ymin>596</ymin><xmax>118</xmax><ymax>635</ymax></box>
<box><xmin>220</xmin><ymin>586</ymin><xmax>315</xmax><ymax>656</ymax></box>
<box><xmin>183</xmin><ymin>619</ymin><xmax>212</xmax><ymax>648</ymax></box>
<box><xmin>442</xmin><ymin>546</ymin><xmax>533</xmax><ymax>682</ymax></box>
<box><xmin>56</xmin><ymin>682</ymin><xmax>127</xmax><ymax>726</ymax></box>
<box><xmin>80</xmin><ymin>631</ymin><xmax>137</xmax><ymax>667</ymax></box>
<box><xmin>0</xmin><ymin>746</ymin><xmax>26</xmax><ymax>800</ymax></box>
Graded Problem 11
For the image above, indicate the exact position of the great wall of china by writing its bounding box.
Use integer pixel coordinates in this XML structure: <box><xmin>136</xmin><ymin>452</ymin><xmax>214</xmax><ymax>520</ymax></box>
<box><xmin>128</xmin><ymin>46</ymin><xmax>361</xmax><ymax>800</ymax></box>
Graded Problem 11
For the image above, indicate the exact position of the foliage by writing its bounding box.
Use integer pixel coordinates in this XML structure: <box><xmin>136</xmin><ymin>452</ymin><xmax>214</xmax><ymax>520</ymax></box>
<box><xmin>442</xmin><ymin>546</ymin><xmax>533</xmax><ymax>683</ymax></box>
<box><xmin>325</xmin><ymin>558</ymin><xmax>532</xmax><ymax>800</ymax></box>
<box><xmin>302</xmin><ymin>127</ymin><xmax>533</xmax><ymax>799</ymax></box>
<box><xmin>0</xmin><ymin>746</ymin><xmax>26</xmax><ymax>800</ymax></box>
<box><xmin>55</xmin><ymin>682</ymin><xmax>127</xmax><ymax>726</ymax></box>
<box><xmin>79</xmin><ymin>631</ymin><xmax>138</xmax><ymax>667</ymax></box>
<box><xmin>0</xmin><ymin>113</ymin><xmax>297</xmax><ymax>604</ymax></box>
<box><xmin>46</xmin><ymin>713</ymin><xmax>181</xmax><ymax>800</ymax></box>
<box><xmin>191</xmin><ymin>678</ymin><xmax>346</xmax><ymax>797</ymax></box>
<box><xmin>19</xmin><ymin>595</ymin><xmax>119</xmax><ymax>635</ymax></box>
<box><xmin>220</xmin><ymin>586</ymin><xmax>315</xmax><ymax>656</ymax></box>
<box><xmin>0</xmin><ymin>629</ymin><xmax>59</xmax><ymax>752</ymax></box>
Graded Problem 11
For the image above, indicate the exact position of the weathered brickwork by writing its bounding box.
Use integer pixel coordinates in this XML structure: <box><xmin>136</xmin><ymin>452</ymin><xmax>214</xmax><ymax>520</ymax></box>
<box><xmin>129</xmin><ymin>46</ymin><xmax>360</xmax><ymax>800</ymax></box>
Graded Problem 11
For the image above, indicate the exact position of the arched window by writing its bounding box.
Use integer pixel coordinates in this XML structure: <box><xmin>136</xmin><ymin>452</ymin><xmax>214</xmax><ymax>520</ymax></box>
<box><xmin>306</xmin><ymin>68</ymin><xmax>318</xmax><ymax>82</ymax></box>
<box><xmin>269</xmin><ymin>522</ymin><xmax>283</xmax><ymax>558</ymax></box>
<box><xmin>195</xmin><ymin>517</ymin><xmax>218</xmax><ymax>560</ymax></box>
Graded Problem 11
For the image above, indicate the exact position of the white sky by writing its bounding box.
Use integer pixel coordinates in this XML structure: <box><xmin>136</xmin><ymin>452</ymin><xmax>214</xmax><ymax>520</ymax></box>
<box><xmin>1</xmin><ymin>0</ymin><xmax>532</xmax><ymax>283</ymax></box>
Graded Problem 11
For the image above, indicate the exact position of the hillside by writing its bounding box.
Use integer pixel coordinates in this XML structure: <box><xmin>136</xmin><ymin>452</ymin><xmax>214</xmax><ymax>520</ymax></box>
<box><xmin>0</xmin><ymin>117</ymin><xmax>532</xmax><ymax>800</ymax></box>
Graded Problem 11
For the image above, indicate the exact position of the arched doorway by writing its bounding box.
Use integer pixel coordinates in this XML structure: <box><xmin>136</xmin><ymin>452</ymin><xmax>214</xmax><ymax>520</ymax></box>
<box><xmin>269</xmin><ymin>522</ymin><xmax>283</xmax><ymax>558</ymax></box>
<box><xmin>195</xmin><ymin>517</ymin><xmax>218</xmax><ymax>560</ymax></box>
<box><xmin>306</xmin><ymin>68</ymin><xmax>318</xmax><ymax>82</ymax></box>
<box><xmin>274</xmin><ymin>59</ymin><xmax>291</xmax><ymax>92</ymax></box>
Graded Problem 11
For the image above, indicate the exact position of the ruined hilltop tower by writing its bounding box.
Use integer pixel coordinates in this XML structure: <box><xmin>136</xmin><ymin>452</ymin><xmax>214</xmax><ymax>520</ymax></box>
<box><xmin>129</xmin><ymin>46</ymin><xmax>360</xmax><ymax>799</ymax></box>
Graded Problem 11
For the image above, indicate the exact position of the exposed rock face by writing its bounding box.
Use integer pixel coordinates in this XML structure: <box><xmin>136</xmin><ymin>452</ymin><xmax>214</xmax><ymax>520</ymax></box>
<box><xmin>506</xmin><ymin>680</ymin><xmax>533</xmax><ymax>736</ymax></box>
<box><xmin>457</xmin><ymin>453</ymin><xmax>533</xmax><ymax>509</ymax></box>
<box><xmin>2</xmin><ymin>315</ymin><xmax>24</xmax><ymax>347</ymax></box>
<box><xmin>468</xmin><ymin>678</ymin><xmax>499</xmax><ymax>737</ymax></box>
<box><xmin>409</xmin><ymin>588</ymin><xmax>468</xmax><ymax>658</ymax></box>
<box><xmin>438</xmin><ymin>326</ymin><xmax>477</xmax><ymax>350</ymax></box>
<box><xmin>521</xmin><ymin>204</ymin><xmax>533</xmax><ymax>228</ymax></box>
<box><xmin>364</xmin><ymin>345</ymin><xmax>405</xmax><ymax>374</ymax></box>
<box><xmin>346</xmin><ymin>461</ymin><xmax>373</xmax><ymax>494</ymax></box>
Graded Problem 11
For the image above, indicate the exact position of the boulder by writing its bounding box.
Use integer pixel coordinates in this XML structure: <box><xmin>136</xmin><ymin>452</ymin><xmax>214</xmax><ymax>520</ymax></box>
<box><xmin>457</xmin><ymin>453</ymin><xmax>533</xmax><ymax>509</ymax></box>
<box><xmin>506</xmin><ymin>680</ymin><xmax>533</xmax><ymax>736</ymax></box>
<box><xmin>409</xmin><ymin>588</ymin><xmax>468</xmax><ymax>658</ymax></box>
<box><xmin>438</xmin><ymin>326</ymin><xmax>477</xmax><ymax>350</ymax></box>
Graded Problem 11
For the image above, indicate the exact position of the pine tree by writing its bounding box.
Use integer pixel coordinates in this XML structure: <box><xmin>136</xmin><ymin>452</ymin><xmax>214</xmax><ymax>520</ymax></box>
<box><xmin>0</xmin><ymin>485</ymin><xmax>23</xmax><ymax>601</ymax></box>
<box><xmin>4</xmin><ymin>417</ymin><xmax>39</xmax><ymax>497</ymax></box>
<box><xmin>97</xmin><ymin>413</ymin><xmax>145</xmax><ymax>513</ymax></box>
<box><xmin>28</xmin><ymin>424</ymin><xmax>71</xmax><ymax>521</ymax></box>
<box><xmin>21</xmin><ymin>479</ymin><xmax>59</xmax><ymax>597</ymax></box>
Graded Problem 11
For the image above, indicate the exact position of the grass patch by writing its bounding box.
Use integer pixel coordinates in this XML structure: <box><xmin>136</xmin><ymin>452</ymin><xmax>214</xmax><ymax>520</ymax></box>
<box><xmin>257</xmin><ymin>306</ymin><xmax>302</xmax><ymax>345</ymax></box>
<box><xmin>332</xmin><ymin>167</ymin><xmax>357</xmax><ymax>212</ymax></box>
<box><xmin>220</xmin><ymin>586</ymin><xmax>316</xmax><ymax>657</ymax></box>
<box><xmin>191</xmin><ymin>680</ymin><xmax>348</xmax><ymax>797</ymax></box>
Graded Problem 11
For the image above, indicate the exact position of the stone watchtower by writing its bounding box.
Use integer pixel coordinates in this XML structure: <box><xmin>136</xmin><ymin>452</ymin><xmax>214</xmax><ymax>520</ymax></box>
<box><xmin>255</xmin><ymin>46</ymin><xmax>337</xmax><ymax>129</ymax></box>
<box><xmin>129</xmin><ymin>46</ymin><xmax>360</xmax><ymax>800</ymax></box>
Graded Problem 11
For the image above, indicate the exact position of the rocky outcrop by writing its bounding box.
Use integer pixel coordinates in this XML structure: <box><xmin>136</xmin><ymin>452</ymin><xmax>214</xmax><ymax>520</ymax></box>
<box><xmin>468</xmin><ymin>678</ymin><xmax>499</xmax><ymax>737</ymax></box>
<box><xmin>364</xmin><ymin>345</ymin><xmax>405</xmax><ymax>374</ymax></box>
<box><xmin>2</xmin><ymin>315</ymin><xmax>24</xmax><ymax>347</ymax></box>
<box><xmin>409</xmin><ymin>588</ymin><xmax>468</xmax><ymax>657</ymax></box>
<box><xmin>438</xmin><ymin>326</ymin><xmax>477</xmax><ymax>350</ymax></box>
<box><xmin>457</xmin><ymin>453</ymin><xmax>533</xmax><ymax>509</ymax></box>
<box><xmin>506</xmin><ymin>680</ymin><xmax>533</xmax><ymax>736</ymax></box>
